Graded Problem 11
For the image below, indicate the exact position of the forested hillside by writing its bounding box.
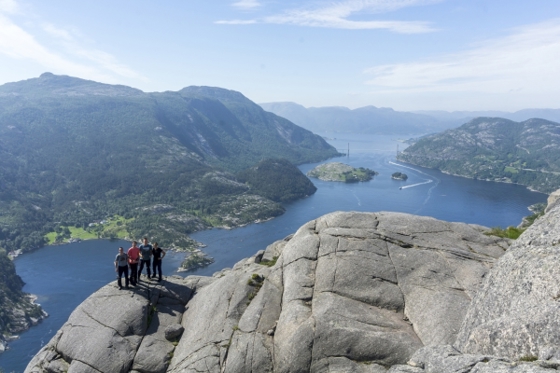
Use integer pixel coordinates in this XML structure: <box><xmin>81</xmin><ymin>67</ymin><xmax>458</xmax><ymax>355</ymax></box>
<box><xmin>237</xmin><ymin>158</ymin><xmax>317</xmax><ymax>203</ymax></box>
<box><xmin>398</xmin><ymin>117</ymin><xmax>560</xmax><ymax>193</ymax></box>
<box><xmin>0</xmin><ymin>248</ymin><xmax>44</xmax><ymax>353</ymax></box>
<box><xmin>0</xmin><ymin>73</ymin><xmax>339</xmax><ymax>254</ymax></box>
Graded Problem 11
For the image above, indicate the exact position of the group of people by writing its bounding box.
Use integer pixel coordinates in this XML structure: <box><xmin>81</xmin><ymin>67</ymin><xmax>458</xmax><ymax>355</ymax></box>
<box><xmin>114</xmin><ymin>237</ymin><xmax>166</xmax><ymax>289</ymax></box>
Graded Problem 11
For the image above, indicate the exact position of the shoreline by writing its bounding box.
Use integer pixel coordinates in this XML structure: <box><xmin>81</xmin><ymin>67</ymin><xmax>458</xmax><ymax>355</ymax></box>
<box><xmin>10</xmin><ymin>214</ymin><xmax>283</xmax><ymax>273</ymax></box>
<box><xmin>0</xmin><ymin>294</ymin><xmax>48</xmax><ymax>355</ymax></box>
<box><xmin>396</xmin><ymin>159</ymin><xmax>550</xmax><ymax>196</ymax></box>
<box><xmin>9</xmin><ymin>191</ymin><xmax>293</xmax><ymax>263</ymax></box>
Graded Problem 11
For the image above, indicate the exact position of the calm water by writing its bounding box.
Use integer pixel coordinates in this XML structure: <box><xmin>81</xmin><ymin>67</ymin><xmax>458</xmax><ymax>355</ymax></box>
<box><xmin>0</xmin><ymin>134</ymin><xmax>548</xmax><ymax>372</ymax></box>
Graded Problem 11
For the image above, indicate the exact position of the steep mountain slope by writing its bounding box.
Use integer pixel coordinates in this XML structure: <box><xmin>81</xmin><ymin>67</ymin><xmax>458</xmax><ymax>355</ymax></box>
<box><xmin>0</xmin><ymin>73</ymin><xmax>339</xmax><ymax>254</ymax></box>
<box><xmin>398</xmin><ymin>117</ymin><xmax>560</xmax><ymax>193</ymax></box>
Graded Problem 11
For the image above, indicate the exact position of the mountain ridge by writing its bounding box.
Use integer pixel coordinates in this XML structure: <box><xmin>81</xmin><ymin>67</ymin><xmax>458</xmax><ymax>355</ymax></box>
<box><xmin>260</xmin><ymin>101</ymin><xmax>560</xmax><ymax>135</ymax></box>
<box><xmin>0</xmin><ymin>73</ymin><xmax>340</xmax><ymax>354</ymax></box>
<box><xmin>0</xmin><ymin>73</ymin><xmax>339</xmax><ymax>253</ymax></box>
<box><xmin>397</xmin><ymin>117</ymin><xmax>560</xmax><ymax>193</ymax></box>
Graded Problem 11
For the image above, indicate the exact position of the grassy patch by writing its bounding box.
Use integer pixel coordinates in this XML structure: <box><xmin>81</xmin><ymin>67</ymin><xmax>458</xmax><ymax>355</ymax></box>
<box><xmin>43</xmin><ymin>215</ymin><xmax>134</xmax><ymax>244</ymax></box>
<box><xmin>247</xmin><ymin>274</ymin><xmax>265</xmax><ymax>303</ymax></box>
<box><xmin>45</xmin><ymin>232</ymin><xmax>58</xmax><ymax>244</ymax></box>
<box><xmin>67</xmin><ymin>227</ymin><xmax>98</xmax><ymax>240</ymax></box>
<box><xmin>485</xmin><ymin>226</ymin><xmax>525</xmax><ymax>240</ymax></box>
<box><xmin>259</xmin><ymin>256</ymin><xmax>278</xmax><ymax>267</ymax></box>
<box><xmin>518</xmin><ymin>355</ymin><xmax>538</xmax><ymax>362</ymax></box>
<box><xmin>524</xmin><ymin>211</ymin><xmax>544</xmax><ymax>226</ymax></box>
<box><xmin>147</xmin><ymin>304</ymin><xmax>157</xmax><ymax>327</ymax></box>
<box><xmin>504</xmin><ymin>166</ymin><xmax>519</xmax><ymax>174</ymax></box>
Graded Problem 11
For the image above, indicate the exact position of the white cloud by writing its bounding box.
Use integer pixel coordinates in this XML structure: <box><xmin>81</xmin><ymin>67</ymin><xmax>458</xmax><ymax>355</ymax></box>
<box><xmin>232</xmin><ymin>0</ymin><xmax>261</xmax><ymax>10</ymax></box>
<box><xmin>43</xmin><ymin>23</ymin><xmax>75</xmax><ymax>41</ymax></box>
<box><xmin>0</xmin><ymin>14</ymin><xmax>97</xmax><ymax>77</ymax></box>
<box><xmin>0</xmin><ymin>0</ymin><xmax>19</xmax><ymax>14</ymax></box>
<box><xmin>41</xmin><ymin>23</ymin><xmax>144</xmax><ymax>80</ymax></box>
<box><xmin>74</xmin><ymin>48</ymin><xmax>143</xmax><ymax>80</ymax></box>
<box><xmin>264</xmin><ymin>12</ymin><xmax>434</xmax><ymax>33</ymax></box>
<box><xmin>0</xmin><ymin>6</ymin><xmax>144</xmax><ymax>83</ymax></box>
<box><xmin>215</xmin><ymin>19</ymin><xmax>257</xmax><ymax>25</ymax></box>
<box><xmin>217</xmin><ymin>0</ymin><xmax>441</xmax><ymax>33</ymax></box>
<box><xmin>364</xmin><ymin>19</ymin><xmax>560</xmax><ymax>95</ymax></box>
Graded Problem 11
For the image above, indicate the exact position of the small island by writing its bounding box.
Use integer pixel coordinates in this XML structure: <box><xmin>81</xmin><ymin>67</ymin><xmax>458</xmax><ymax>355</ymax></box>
<box><xmin>392</xmin><ymin>172</ymin><xmax>408</xmax><ymax>180</ymax></box>
<box><xmin>178</xmin><ymin>250</ymin><xmax>215</xmax><ymax>272</ymax></box>
<box><xmin>307</xmin><ymin>162</ymin><xmax>377</xmax><ymax>183</ymax></box>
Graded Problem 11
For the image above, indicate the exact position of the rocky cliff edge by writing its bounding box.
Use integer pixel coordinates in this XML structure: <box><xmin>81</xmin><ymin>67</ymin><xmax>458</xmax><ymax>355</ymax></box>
<box><xmin>25</xmin><ymin>201</ymin><xmax>560</xmax><ymax>372</ymax></box>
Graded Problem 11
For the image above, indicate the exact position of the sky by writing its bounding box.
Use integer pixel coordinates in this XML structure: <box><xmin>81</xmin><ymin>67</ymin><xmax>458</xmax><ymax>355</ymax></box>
<box><xmin>1</xmin><ymin>0</ymin><xmax>560</xmax><ymax>111</ymax></box>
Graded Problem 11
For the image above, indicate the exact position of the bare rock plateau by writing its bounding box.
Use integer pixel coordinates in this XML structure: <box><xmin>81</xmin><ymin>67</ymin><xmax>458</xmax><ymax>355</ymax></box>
<box><xmin>24</xmin><ymin>195</ymin><xmax>560</xmax><ymax>372</ymax></box>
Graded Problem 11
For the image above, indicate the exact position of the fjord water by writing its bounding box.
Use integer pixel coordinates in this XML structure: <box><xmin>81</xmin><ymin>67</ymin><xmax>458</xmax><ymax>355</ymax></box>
<box><xmin>0</xmin><ymin>134</ymin><xmax>547</xmax><ymax>372</ymax></box>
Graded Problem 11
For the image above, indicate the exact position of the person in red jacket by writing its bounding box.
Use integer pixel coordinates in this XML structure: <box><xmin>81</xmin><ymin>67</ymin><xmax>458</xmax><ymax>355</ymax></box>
<box><xmin>127</xmin><ymin>241</ymin><xmax>140</xmax><ymax>286</ymax></box>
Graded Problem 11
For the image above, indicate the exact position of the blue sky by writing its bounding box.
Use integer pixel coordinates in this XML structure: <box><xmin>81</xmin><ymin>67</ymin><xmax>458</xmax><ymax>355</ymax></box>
<box><xmin>1</xmin><ymin>0</ymin><xmax>560</xmax><ymax>111</ymax></box>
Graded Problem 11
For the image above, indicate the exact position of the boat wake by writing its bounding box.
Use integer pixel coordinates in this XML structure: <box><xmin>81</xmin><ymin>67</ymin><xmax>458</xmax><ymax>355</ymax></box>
<box><xmin>400</xmin><ymin>179</ymin><xmax>433</xmax><ymax>189</ymax></box>
<box><xmin>351</xmin><ymin>189</ymin><xmax>362</xmax><ymax>206</ymax></box>
<box><xmin>388</xmin><ymin>161</ymin><xmax>441</xmax><ymax>213</ymax></box>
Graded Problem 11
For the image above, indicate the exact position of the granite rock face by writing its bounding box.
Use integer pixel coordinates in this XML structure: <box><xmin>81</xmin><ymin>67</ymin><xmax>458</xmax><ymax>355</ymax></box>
<box><xmin>26</xmin><ymin>211</ymin><xmax>511</xmax><ymax>373</ymax></box>
<box><xmin>454</xmin><ymin>193</ymin><xmax>560</xmax><ymax>360</ymax></box>
<box><xmin>30</xmin><ymin>200</ymin><xmax>560</xmax><ymax>372</ymax></box>
<box><xmin>25</xmin><ymin>276</ymin><xmax>193</xmax><ymax>373</ymax></box>
<box><xmin>388</xmin><ymin>194</ymin><xmax>560</xmax><ymax>373</ymax></box>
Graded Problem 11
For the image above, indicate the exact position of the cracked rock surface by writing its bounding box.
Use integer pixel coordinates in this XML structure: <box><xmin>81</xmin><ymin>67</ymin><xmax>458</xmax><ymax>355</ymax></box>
<box><xmin>26</xmin><ymin>209</ymin><xmax>534</xmax><ymax>372</ymax></box>
<box><xmin>454</xmin><ymin>195</ymin><xmax>560</xmax><ymax>361</ymax></box>
<box><xmin>166</xmin><ymin>211</ymin><xmax>507</xmax><ymax>373</ymax></box>
<box><xmin>25</xmin><ymin>276</ymin><xmax>193</xmax><ymax>373</ymax></box>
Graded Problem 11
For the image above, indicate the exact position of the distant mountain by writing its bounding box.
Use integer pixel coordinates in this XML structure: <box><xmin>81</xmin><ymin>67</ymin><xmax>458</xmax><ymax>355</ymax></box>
<box><xmin>398</xmin><ymin>117</ymin><xmax>560</xmax><ymax>193</ymax></box>
<box><xmin>259</xmin><ymin>102</ymin><xmax>450</xmax><ymax>135</ymax></box>
<box><xmin>260</xmin><ymin>102</ymin><xmax>560</xmax><ymax>136</ymax></box>
<box><xmin>0</xmin><ymin>73</ymin><xmax>339</xmax><ymax>254</ymax></box>
<box><xmin>413</xmin><ymin>109</ymin><xmax>560</xmax><ymax>128</ymax></box>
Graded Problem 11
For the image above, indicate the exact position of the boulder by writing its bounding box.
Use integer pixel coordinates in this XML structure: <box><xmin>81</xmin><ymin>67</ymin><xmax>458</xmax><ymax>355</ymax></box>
<box><xmin>168</xmin><ymin>211</ymin><xmax>507</xmax><ymax>373</ymax></box>
<box><xmin>27</xmin><ymin>209</ymin><xmax>536</xmax><ymax>373</ymax></box>
<box><xmin>455</xmin><ymin>196</ymin><xmax>560</xmax><ymax>360</ymax></box>
<box><xmin>25</xmin><ymin>277</ymin><xmax>192</xmax><ymax>373</ymax></box>
<box><xmin>164</xmin><ymin>324</ymin><xmax>184</xmax><ymax>341</ymax></box>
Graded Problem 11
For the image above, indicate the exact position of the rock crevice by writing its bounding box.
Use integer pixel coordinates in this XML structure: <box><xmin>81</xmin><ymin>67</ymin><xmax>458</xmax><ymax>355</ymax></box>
<box><xmin>30</xmin><ymin>201</ymin><xmax>560</xmax><ymax>372</ymax></box>
<box><xmin>26</xmin><ymin>209</ymin><xmax>519</xmax><ymax>373</ymax></box>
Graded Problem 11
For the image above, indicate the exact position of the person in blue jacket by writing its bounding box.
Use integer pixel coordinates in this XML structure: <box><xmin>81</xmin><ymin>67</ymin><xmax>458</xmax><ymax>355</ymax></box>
<box><xmin>137</xmin><ymin>237</ymin><xmax>153</xmax><ymax>280</ymax></box>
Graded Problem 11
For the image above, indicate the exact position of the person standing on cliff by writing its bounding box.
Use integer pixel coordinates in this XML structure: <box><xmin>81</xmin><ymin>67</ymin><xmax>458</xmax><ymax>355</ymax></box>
<box><xmin>127</xmin><ymin>241</ymin><xmax>140</xmax><ymax>286</ymax></box>
<box><xmin>138</xmin><ymin>237</ymin><xmax>153</xmax><ymax>280</ymax></box>
<box><xmin>114</xmin><ymin>247</ymin><xmax>129</xmax><ymax>289</ymax></box>
<box><xmin>151</xmin><ymin>242</ymin><xmax>166</xmax><ymax>282</ymax></box>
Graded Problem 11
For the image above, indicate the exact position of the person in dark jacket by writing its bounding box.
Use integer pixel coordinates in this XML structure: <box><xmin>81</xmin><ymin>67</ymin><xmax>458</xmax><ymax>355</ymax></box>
<box><xmin>151</xmin><ymin>242</ymin><xmax>166</xmax><ymax>282</ymax></box>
